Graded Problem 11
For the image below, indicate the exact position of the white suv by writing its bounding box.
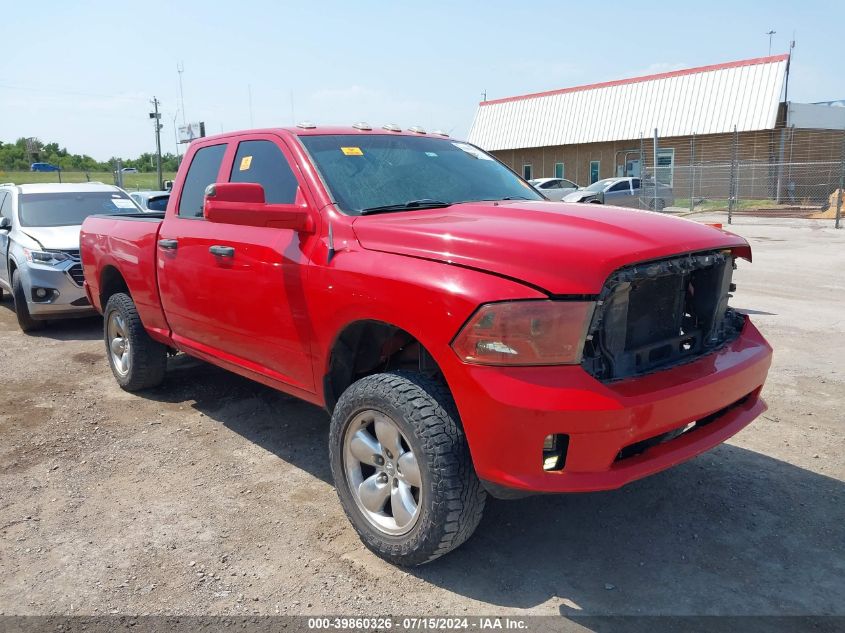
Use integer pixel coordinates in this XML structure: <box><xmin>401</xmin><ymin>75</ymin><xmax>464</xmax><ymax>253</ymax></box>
<box><xmin>0</xmin><ymin>182</ymin><xmax>141</xmax><ymax>331</ymax></box>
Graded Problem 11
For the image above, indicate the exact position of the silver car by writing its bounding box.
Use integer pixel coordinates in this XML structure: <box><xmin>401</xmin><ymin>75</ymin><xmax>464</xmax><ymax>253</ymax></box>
<box><xmin>562</xmin><ymin>177</ymin><xmax>674</xmax><ymax>211</ymax></box>
<box><xmin>129</xmin><ymin>190</ymin><xmax>170</xmax><ymax>212</ymax></box>
<box><xmin>528</xmin><ymin>177</ymin><xmax>580</xmax><ymax>201</ymax></box>
<box><xmin>0</xmin><ymin>182</ymin><xmax>142</xmax><ymax>331</ymax></box>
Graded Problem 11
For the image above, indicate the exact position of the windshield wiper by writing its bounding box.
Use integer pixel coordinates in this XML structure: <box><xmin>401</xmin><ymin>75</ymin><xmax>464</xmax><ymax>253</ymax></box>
<box><xmin>469</xmin><ymin>195</ymin><xmax>532</xmax><ymax>203</ymax></box>
<box><xmin>360</xmin><ymin>199</ymin><xmax>452</xmax><ymax>215</ymax></box>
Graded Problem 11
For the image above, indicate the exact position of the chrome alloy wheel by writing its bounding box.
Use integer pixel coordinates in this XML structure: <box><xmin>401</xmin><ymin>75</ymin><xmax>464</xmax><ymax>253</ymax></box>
<box><xmin>342</xmin><ymin>409</ymin><xmax>423</xmax><ymax>535</ymax></box>
<box><xmin>107</xmin><ymin>310</ymin><xmax>131</xmax><ymax>377</ymax></box>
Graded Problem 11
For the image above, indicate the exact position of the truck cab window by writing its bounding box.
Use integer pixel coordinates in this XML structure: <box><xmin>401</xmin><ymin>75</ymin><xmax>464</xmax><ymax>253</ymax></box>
<box><xmin>229</xmin><ymin>140</ymin><xmax>298</xmax><ymax>204</ymax></box>
<box><xmin>178</xmin><ymin>144</ymin><xmax>227</xmax><ymax>218</ymax></box>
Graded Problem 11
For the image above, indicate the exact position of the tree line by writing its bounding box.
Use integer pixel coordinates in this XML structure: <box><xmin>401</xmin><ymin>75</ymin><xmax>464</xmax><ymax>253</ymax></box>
<box><xmin>0</xmin><ymin>138</ymin><xmax>181</xmax><ymax>173</ymax></box>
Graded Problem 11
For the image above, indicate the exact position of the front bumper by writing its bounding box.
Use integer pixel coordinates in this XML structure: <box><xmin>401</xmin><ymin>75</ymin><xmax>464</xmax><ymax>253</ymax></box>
<box><xmin>450</xmin><ymin>319</ymin><xmax>772</xmax><ymax>496</ymax></box>
<box><xmin>18</xmin><ymin>262</ymin><xmax>95</xmax><ymax>319</ymax></box>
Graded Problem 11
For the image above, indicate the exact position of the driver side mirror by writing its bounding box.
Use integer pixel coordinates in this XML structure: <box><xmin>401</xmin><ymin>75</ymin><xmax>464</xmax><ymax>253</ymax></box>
<box><xmin>0</xmin><ymin>216</ymin><xmax>10</xmax><ymax>230</ymax></box>
<box><xmin>203</xmin><ymin>182</ymin><xmax>314</xmax><ymax>232</ymax></box>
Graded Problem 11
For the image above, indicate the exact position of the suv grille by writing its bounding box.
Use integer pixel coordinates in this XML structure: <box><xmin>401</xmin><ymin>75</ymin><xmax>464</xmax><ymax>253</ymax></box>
<box><xmin>581</xmin><ymin>250</ymin><xmax>745</xmax><ymax>382</ymax></box>
<box><xmin>67</xmin><ymin>264</ymin><xmax>85</xmax><ymax>287</ymax></box>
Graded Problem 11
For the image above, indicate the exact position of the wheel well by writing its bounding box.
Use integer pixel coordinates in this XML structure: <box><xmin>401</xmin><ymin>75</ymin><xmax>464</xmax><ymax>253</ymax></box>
<box><xmin>324</xmin><ymin>320</ymin><xmax>442</xmax><ymax>412</ymax></box>
<box><xmin>99</xmin><ymin>266</ymin><xmax>130</xmax><ymax>308</ymax></box>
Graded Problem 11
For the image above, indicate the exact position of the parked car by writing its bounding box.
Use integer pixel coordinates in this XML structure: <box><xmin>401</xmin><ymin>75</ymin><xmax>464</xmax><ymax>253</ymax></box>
<box><xmin>80</xmin><ymin>127</ymin><xmax>771</xmax><ymax>566</ymax></box>
<box><xmin>130</xmin><ymin>190</ymin><xmax>170</xmax><ymax>212</ymax></box>
<box><xmin>121</xmin><ymin>167</ymin><xmax>139</xmax><ymax>174</ymax></box>
<box><xmin>0</xmin><ymin>182</ymin><xmax>142</xmax><ymax>331</ymax></box>
<box><xmin>528</xmin><ymin>177</ymin><xmax>580</xmax><ymax>200</ymax></box>
<box><xmin>30</xmin><ymin>162</ymin><xmax>60</xmax><ymax>172</ymax></box>
<box><xmin>563</xmin><ymin>176</ymin><xmax>675</xmax><ymax>210</ymax></box>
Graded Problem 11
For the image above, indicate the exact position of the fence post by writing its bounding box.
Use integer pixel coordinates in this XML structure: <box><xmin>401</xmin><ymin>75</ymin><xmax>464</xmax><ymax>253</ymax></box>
<box><xmin>837</xmin><ymin>129</ymin><xmax>845</xmax><ymax>230</ymax></box>
<box><xmin>639</xmin><ymin>134</ymin><xmax>644</xmax><ymax>208</ymax></box>
<box><xmin>653</xmin><ymin>128</ymin><xmax>659</xmax><ymax>211</ymax></box>
<box><xmin>689</xmin><ymin>134</ymin><xmax>696</xmax><ymax>212</ymax></box>
<box><xmin>728</xmin><ymin>126</ymin><xmax>738</xmax><ymax>224</ymax></box>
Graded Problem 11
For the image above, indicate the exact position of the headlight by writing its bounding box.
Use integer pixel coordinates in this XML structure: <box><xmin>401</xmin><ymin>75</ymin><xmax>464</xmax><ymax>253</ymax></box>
<box><xmin>23</xmin><ymin>249</ymin><xmax>71</xmax><ymax>266</ymax></box>
<box><xmin>451</xmin><ymin>300</ymin><xmax>595</xmax><ymax>366</ymax></box>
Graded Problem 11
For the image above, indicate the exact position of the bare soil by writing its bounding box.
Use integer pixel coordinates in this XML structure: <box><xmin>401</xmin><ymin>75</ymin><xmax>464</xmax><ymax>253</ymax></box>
<box><xmin>0</xmin><ymin>217</ymin><xmax>843</xmax><ymax>622</ymax></box>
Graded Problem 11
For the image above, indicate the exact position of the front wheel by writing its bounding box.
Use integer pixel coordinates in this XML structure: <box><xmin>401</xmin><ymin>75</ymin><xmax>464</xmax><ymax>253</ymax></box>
<box><xmin>104</xmin><ymin>293</ymin><xmax>167</xmax><ymax>391</ymax></box>
<box><xmin>329</xmin><ymin>372</ymin><xmax>486</xmax><ymax>566</ymax></box>
<box><xmin>11</xmin><ymin>270</ymin><xmax>44</xmax><ymax>332</ymax></box>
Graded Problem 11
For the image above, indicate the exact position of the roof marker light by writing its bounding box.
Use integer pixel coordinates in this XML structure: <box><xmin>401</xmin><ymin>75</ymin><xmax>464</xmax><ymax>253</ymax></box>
<box><xmin>352</xmin><ymin>121</ymin><xmax>372</xmax><ymax>130</ymax></box>
<box><xmin>408</xmin><ymin>126</ymin><xmax>427</xmax><ymax>134</ymax></box>
<box><xmin>382</xmin><ymin>123</ymin><xmax>402</xmax><ymax>132</ymax></box>
<box><xmin>431</xmin><ymin>130</ymin><xmax>449</xmax><ymax>137</ymax></box>
<box><xmin>296</xmin><ymin>121</ymin><xmax>317</xmax><ymax>129</ymax></box>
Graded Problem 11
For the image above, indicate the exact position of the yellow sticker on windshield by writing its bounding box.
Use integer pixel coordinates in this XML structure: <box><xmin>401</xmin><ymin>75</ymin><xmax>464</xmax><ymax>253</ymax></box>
<box><xmin>341</xmin><ymin>146</ymin><xmax>363</xmax><ymax>156</ymax></box>
<box><xmin>239</xmin><ymin>156</ymin><xmax>253</xmax><ymax>171</ymax></box>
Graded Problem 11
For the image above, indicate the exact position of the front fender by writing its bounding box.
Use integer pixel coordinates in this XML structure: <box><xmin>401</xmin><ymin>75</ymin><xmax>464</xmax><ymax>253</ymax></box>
<box><xmin>308</xmin><ymin>248</ymin><xmax>546</xmax><ymax>399</ymax></box>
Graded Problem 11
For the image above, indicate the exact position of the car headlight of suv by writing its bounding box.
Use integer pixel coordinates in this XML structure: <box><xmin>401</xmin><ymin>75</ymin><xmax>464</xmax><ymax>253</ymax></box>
<box><xmin>451</xmin><ymin>300</ymin><xmax>596</xmax><ymax>366</ymax></box>
<box><xmin>23</xmin><ymin>248</ymin><xmax>71</xmax><ymax>266</ymax></box>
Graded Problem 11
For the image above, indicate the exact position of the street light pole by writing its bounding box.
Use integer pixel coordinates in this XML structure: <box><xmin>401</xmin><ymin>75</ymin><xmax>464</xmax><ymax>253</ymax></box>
<box><xmin>171</xmin><ymin>110</ymin><xmax>180</xmax><ymax>160</ymax></box>
<box><xmin>150</xmin><ymin>97</ymin><xmax>163</xmax><ymax>191</ymax></box>
<box><xmin>766</xmin><ymin>30</ymin><xmax>776</xmax><ymax>55</ymax></box>
<box><xmin>177</xmin><ymin>62</ymin><xmax>186</xmax><ymax>126</ymax></box>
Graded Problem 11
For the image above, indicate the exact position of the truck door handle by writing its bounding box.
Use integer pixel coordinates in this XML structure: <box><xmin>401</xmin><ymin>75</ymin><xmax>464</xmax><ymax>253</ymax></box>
<box><xmin>158</xmin><ymin>239</ymin><xmax>178</xmax><ymax>250</ymax></box>
<box><xmin>209</xmin><ymin>245</ymin><xmax>235</xmax><ymax>257</ymax></box>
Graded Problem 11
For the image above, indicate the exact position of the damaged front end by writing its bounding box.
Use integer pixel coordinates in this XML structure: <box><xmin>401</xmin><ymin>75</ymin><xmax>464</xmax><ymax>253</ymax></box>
<box><xmin>581</xmin><ymin>249</ymin><xmax>746</xmax><ymax>381</ymax></box>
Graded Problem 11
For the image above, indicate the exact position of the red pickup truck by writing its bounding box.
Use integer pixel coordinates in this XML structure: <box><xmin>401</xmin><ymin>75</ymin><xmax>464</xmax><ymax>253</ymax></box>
<box><xmin>80</xmin><ymin>126</ymin><xmax>772</xmax><ymax>565</ymax></box>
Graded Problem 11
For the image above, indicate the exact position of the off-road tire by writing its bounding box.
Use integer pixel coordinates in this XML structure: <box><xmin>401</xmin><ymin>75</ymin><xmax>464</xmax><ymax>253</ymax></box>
<box><xmin>329</xmin><ymin>371</ymin><xmax>486</xmax><ymax>566</ymax></box>
<box><xmin>104</xmin><ymin>292</ymin><xmax>167</xmax><ymax>391</ymax></box>
<box><xmin>11</xmin><ymin>270</ymin><xmax>44</xmax><ymax>332</ymax></box>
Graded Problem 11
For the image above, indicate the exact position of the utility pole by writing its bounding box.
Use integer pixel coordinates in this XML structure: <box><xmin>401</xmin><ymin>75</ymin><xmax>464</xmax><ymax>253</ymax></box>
<box><xmin>766</xmin><ymin>30</ymin><xmax>776</xmax><ymax>56</ymax></box>
<box><xmin>177</xmin><ymin>62</ymin><xmax>186</xmax><ymax>126</ymax></box>
<box><xmin>149</xmin><ymin>97</ymin><xmax>163</xmax><ymax>191</ymax></box>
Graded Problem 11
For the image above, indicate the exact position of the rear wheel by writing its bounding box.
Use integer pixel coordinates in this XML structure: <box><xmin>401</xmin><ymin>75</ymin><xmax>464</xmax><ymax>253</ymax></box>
<box><xmin>11</xmin><ymin>270</ymin><xmax>44</xmax><ymax>332</ymax></box>
<box><xmin>104</xmin><ymin>292</ymin><xmax>167</xmax><ymax>391</ymax></box>
<box><xmin>329</xmin><ymin>372</ymin><xmax>486</xmax><ymax>566</ymax></box>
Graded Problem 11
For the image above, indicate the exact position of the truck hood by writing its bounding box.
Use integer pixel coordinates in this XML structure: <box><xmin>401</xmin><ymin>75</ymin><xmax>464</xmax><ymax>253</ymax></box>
<box><xmin>18</xmin><ymin>225</ymin><xmax>82</xmax><ymax>251</ymax></box>
<box><xmin>351</xmin><ymin>201</ymin><xmax>748</xmax><ymax>295</ymax></box>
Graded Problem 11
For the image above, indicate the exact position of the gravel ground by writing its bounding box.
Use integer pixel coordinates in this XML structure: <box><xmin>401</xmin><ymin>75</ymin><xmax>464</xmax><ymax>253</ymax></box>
<box><xmin>0</xmin><ymin>217</ymin><xmax>842</xmax><ymax>622</ymax></box>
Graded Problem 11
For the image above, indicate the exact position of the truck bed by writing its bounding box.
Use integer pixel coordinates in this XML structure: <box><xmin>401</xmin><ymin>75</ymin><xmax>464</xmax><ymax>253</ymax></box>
<box><xmin>80</xmin><ymin>212</ymin><xmax>170</xmax><ymax>341</ymax></box>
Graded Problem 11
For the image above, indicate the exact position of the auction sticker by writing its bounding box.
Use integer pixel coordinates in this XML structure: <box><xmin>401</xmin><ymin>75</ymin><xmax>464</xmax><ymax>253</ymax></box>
<box><xmin>239</xmin><ymin>156</ymin><xmax>253</xmax><ymax>171</ymax></box>
<box><xmin>341</xmin><ymin>147</ymin><xmax>363</xmax><ymax>156</ymax></box>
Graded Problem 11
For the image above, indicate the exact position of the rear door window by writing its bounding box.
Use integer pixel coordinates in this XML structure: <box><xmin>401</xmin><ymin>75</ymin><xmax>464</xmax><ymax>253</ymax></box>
<box><xmin>178</xmin><ymin>144</ymin><xmax>227</xmax><ymax>218</ymax></box>
<box><xmin>229</xmin><ymin>140</ymin><xmax>299</xmax><ymax>204</ymax></box>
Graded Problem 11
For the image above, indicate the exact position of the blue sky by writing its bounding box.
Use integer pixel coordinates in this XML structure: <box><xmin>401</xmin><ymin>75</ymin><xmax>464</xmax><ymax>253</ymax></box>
<box><xmin>1</xmin><ymin>0</ymin><xmax>842</xmax><ymax>160</ymax></box>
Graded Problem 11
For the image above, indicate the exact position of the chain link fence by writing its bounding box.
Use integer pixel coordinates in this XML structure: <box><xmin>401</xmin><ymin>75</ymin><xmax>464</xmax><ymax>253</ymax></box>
<box><xmin>636</xmin><ymin>128</ymin><xmax>845</xmax><ymax>227</ymax></box>
<box><xmin>0</xmin><ymin>166</ymin><xmax>174</xmax><ymax>191</ymax></box>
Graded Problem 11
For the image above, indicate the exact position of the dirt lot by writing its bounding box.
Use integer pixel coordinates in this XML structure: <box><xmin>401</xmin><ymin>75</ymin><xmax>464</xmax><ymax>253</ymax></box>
<box><xmin>0</xmin><ymin>217</ymin><xmax>843</xmax><ymax>622</ymax></box>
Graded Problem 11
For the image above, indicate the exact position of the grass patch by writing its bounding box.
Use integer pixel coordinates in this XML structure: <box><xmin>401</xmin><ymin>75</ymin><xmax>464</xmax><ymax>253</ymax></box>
<box><xmin>674</xmin><ymin>198</ymin><xmax>813</xmax><ymax>212</ymax></box>
<box><xmin>0</xmin><ymin>171</ymin><xmax>177</xmax><ymax>191</ymax></box>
